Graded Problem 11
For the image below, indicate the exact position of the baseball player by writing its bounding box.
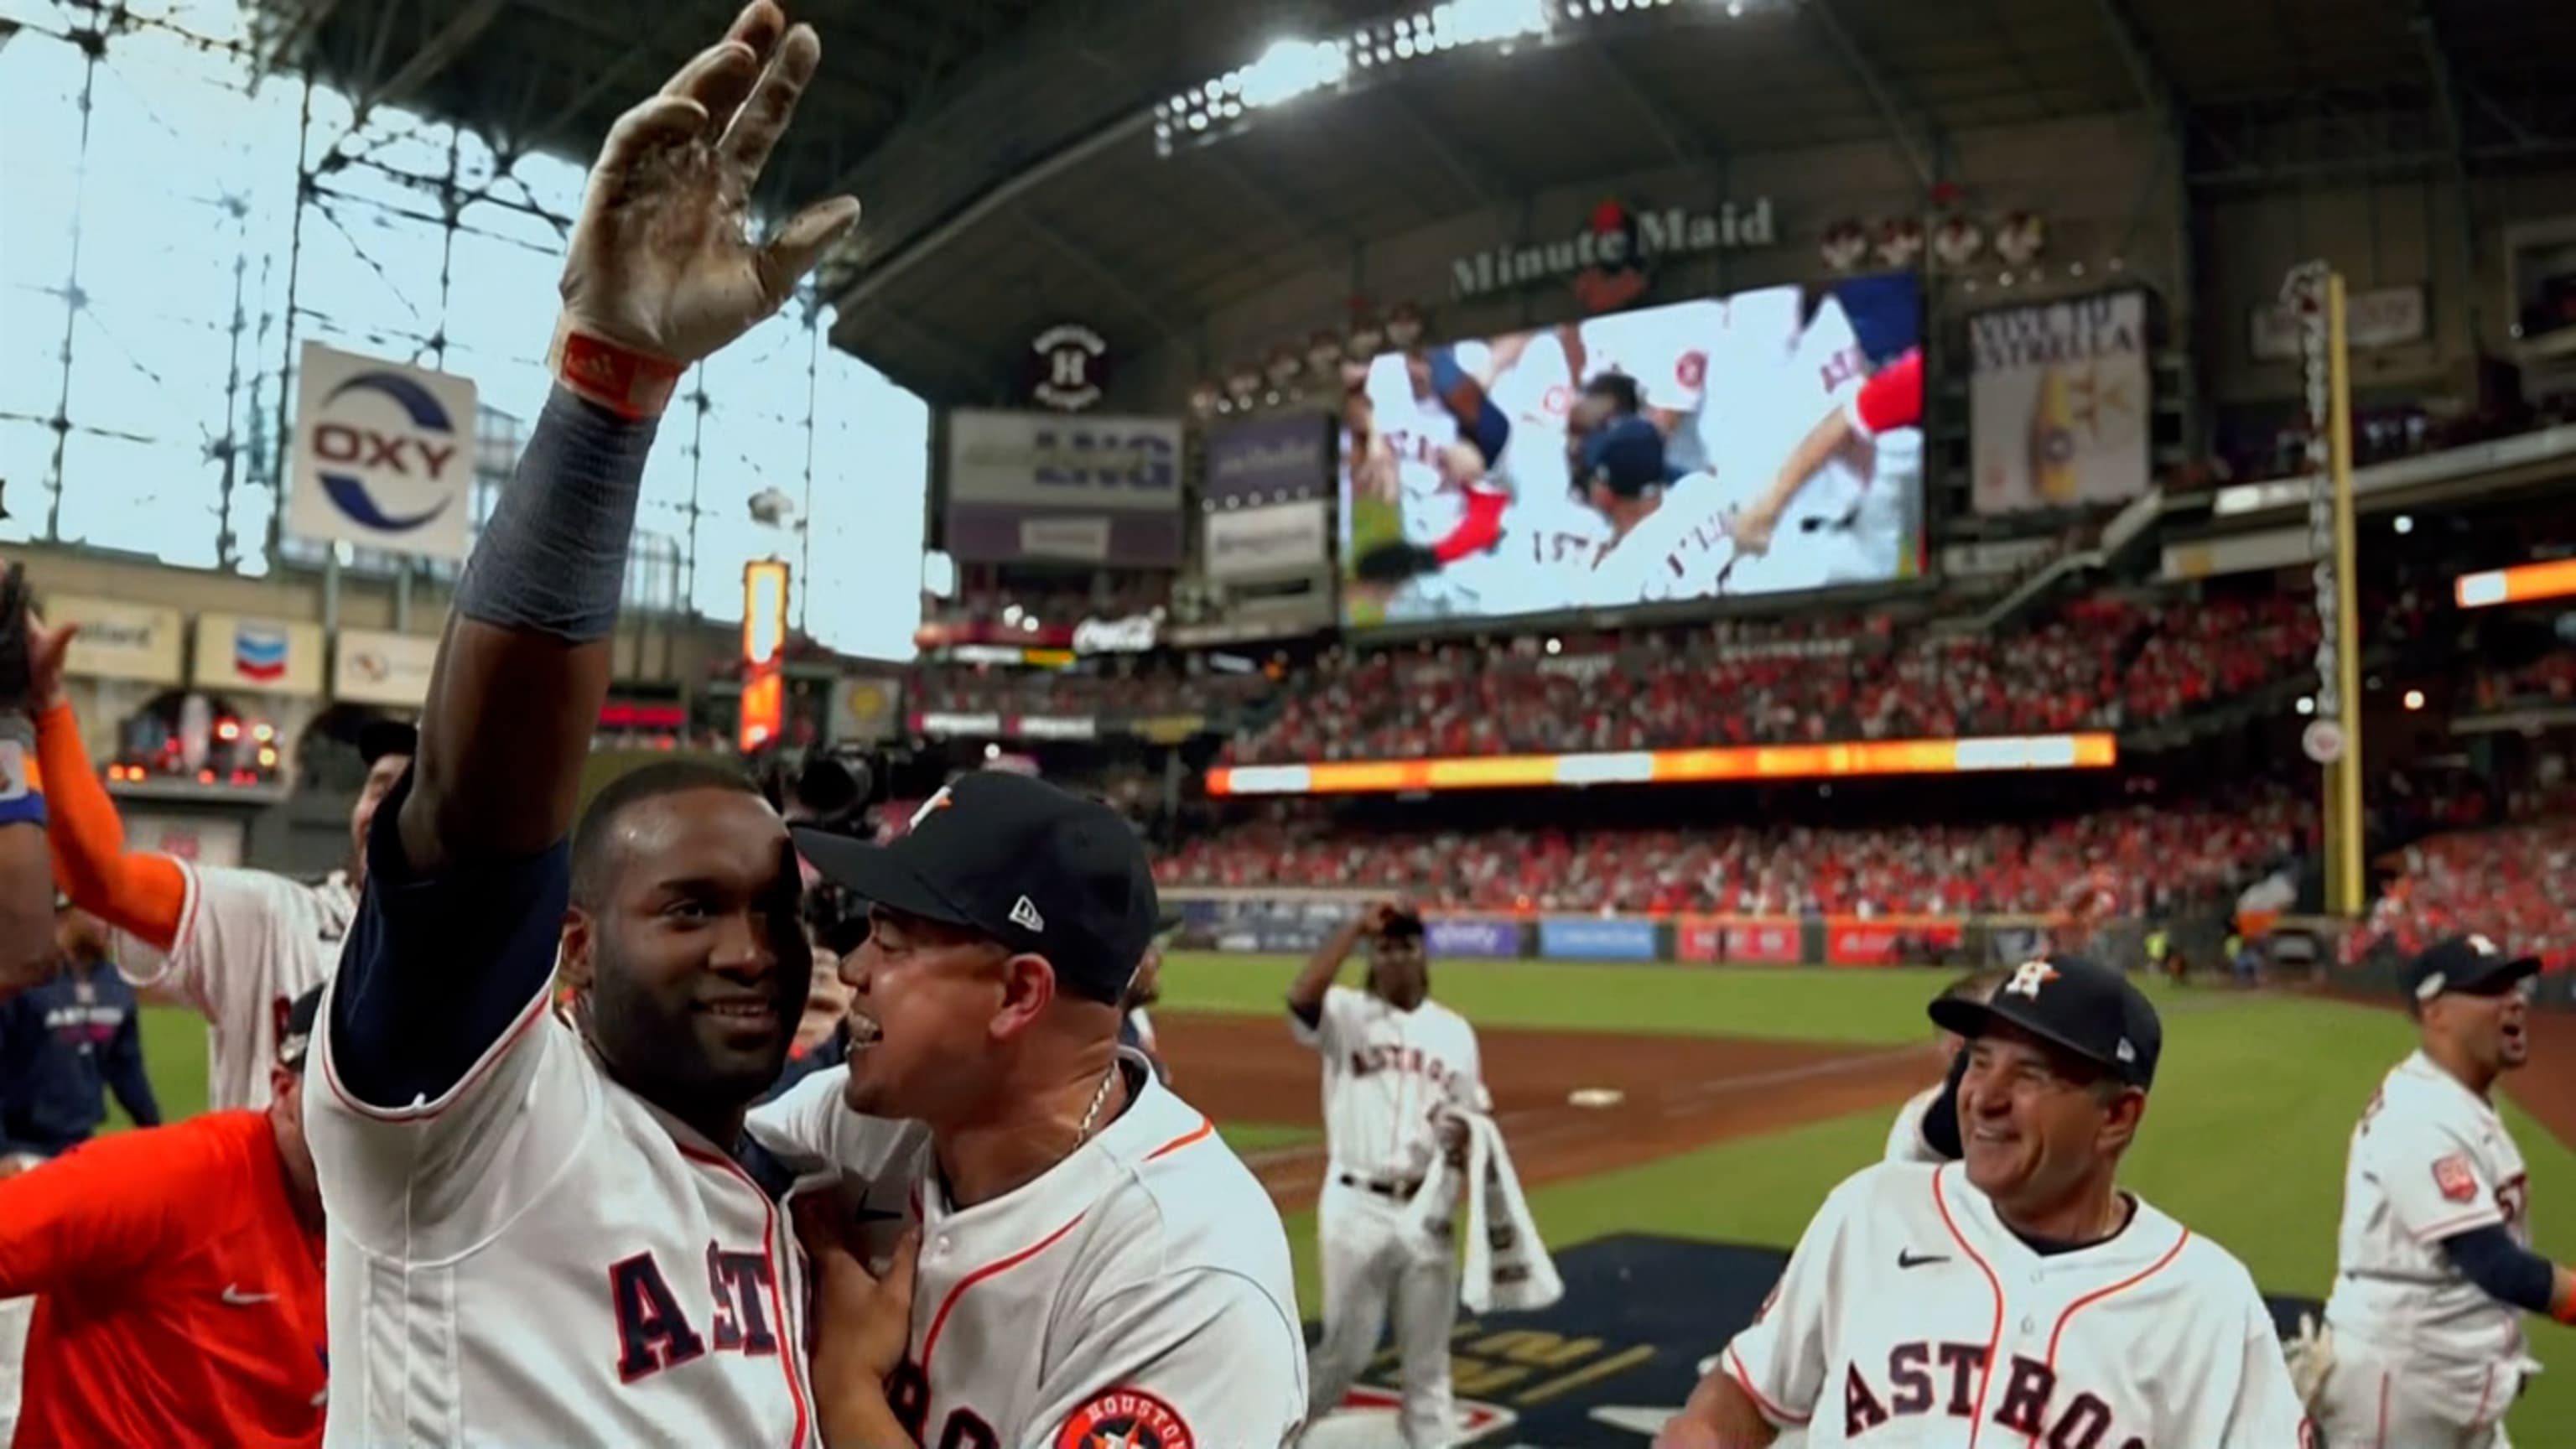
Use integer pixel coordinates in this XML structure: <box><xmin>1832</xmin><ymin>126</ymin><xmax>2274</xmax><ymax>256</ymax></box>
<box><xmin>0</xmin><ymin>562</ymin><xmax>60</xmax><ymax>997</ymax></box>
<box><xmin>304</xmin><ymin>4</ymin><xmax>864</xmax><ymax>1441</ymax></box>
<box><xmin>30</xmin><ymin>603</ymin><xmax>412</xmax><ymax>1110</ymax></box>
<box><xmin>2309</xmin><ymin>934</ymin><xmax>2571</xmax><ymax>1447</ymax></box>
<box><xmin>1286</xmin><ymin>901</ymin><xmax>1489</xmax><ymax>1448</ymax></box>
<box><xmin>1571</xmin><ymin>414</ymin><xmax>1756</xmax><ymax>608</ymax></box>
<box><xmin>1120</xmin><ymin>912</ymin><xmax>1177</xmax><ymax>1084</ymax></box>
<box><xmin>1347</xmin><ymin>345</ymin><xmax>1524</xmax><ymax>621</ymax></box>
<box><xmin>747</xmin><ymin>771</ymin><xmax>1306</xmax><ymax>1447</ymax></box>
<box><xmin>1883</xmin><ymin>967</ymin><xmax>2007</xmax><ymax>1166</ymax></box>
<box><xmin>1657</xmin><ymin>956</ymin><xmax>2314</xmax><ymax>1448</ymax></box>
<box><xmin>0</xmin><ymin>983</ymin><xmax>328</xmax><ymax>1446</ymax></box>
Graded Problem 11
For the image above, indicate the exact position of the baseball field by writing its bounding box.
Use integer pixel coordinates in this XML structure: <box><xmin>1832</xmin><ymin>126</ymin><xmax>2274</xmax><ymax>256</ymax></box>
<box><xmin>122</xmin><ymin>961</ymin><xmax>2576</xmax><ymax>1441</ymax></box>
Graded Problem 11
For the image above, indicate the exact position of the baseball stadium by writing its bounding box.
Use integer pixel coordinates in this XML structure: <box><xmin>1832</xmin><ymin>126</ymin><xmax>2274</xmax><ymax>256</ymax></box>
<box><xmin>6</xmin><ymin>0</ymin><xmax>2576</xmax><ymax>1445</ymax></box>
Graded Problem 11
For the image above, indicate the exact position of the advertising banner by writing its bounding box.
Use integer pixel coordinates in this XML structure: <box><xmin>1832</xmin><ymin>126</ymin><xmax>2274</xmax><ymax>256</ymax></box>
<box><xmin>1425</xmin><ymin>917</ymin><xmax>1519</xmax><ymax>958</ymax></box>
<box><xmin>331</xmin><ymin>627</ymin><xmax>439</xmax><ymax>708</ymax></box>
<box><xmin>1538</xmin><ymin>917</ymin><xmax>1659</xmax><ymax>961</ymax></box>
<box><xmin>1341</xmin><ymin>272</ymin><xmax>1924</xmax><ymax>629</ymax></box>
<box><xmin>1826</xmin><ymin>918</ymin><xmax>1966</xmax><ymax>967</ymax></box>
<box><xmin>2251</xmin><ymin>284</ymin><xmax>2424</xmax><ymax>361</ymax></box>
<box><xmin>44</xmin><ymin>595</ymin><xmax>184</xmax><ymax>685</ymax></box>
<box><xmin>1204</xmin><ymin>413</ymin><xmax>1334</xmax><ymax>507</ymax></box>
<box><xmin>1206</xmin><ymin>500</ymin><xmax>1331</xmax><ymax>580</ymax></box>
<box><xmin>945</xmin><ymin>410</ymin><xmax>1184</xmax><ymax>566</ymax></box>
<box><xmin>1968</xmin><ymin>290</ymin><xmax>2151</xmax><ymax>515</ymax></box>
<box><xmin>190</xmin><ymin>614</ymin><xmax>325</xmax><ymax>697</ymax></box>
<box><xmin>1677</xmin><ymin>918</ymin><xmax>1803</xmax><ymax>964</ymax></box>
<box><xmin>286</xmin><ymin>340</ymin><xmax>477</xmax><ymax>561</ymax></box>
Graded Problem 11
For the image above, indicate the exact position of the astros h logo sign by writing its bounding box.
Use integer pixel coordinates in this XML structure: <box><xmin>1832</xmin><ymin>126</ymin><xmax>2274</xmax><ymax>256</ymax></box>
<box><xmin>311</xmin><ymin>371</ymin><xmax>460</xmax><ymax>534</ymax></box>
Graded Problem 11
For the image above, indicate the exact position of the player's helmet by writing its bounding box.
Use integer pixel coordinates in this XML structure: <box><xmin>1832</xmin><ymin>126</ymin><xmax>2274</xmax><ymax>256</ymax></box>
<box><xmin>1577</xmin><ymin>415</ymin><xmax>1668</xmax><ymax>499</ymax></box>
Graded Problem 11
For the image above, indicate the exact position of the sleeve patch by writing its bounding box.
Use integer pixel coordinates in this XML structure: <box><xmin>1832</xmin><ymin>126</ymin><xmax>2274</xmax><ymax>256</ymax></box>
<box><xmin>2433</xmin><ymin>1153</ymin><xmax>2479</xmax><ymax>1203</ymax></box>
<box><xmin>1055</xmin><ymin>1388</ymin><xmax>1195</xmax><ymax>1449</ymax></box>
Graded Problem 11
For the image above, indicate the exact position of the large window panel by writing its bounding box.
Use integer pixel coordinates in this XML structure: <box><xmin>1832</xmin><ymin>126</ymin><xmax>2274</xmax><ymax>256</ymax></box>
<box><xmin>0</xmin><ymin>0</ymin><xmax>929</xmax><ymax>656</ymax></box>
<box><xmin>57</xmin><ymin>429</ymin><xmax>225</xmax><ymax>568</ymax></box>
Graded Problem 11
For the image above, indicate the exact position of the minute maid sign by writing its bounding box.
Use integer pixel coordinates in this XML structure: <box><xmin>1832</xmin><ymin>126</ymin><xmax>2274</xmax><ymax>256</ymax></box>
<box><xmin>1448</xmin><ymin>198</ymin><xmax>1777</xmax><ymax>308</ymax></box>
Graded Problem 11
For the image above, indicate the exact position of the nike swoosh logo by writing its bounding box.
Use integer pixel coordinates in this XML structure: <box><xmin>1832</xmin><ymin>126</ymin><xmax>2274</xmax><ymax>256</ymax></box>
<box><xmin>1897</xmin><ymin>1250</ymin><xmax>1948</xmax><ymax>1270</ymax></box>
<box><xmin>221</xmin><ymin>1285</ymin><xmax>278</xmax><ymax>1306</ymax></box>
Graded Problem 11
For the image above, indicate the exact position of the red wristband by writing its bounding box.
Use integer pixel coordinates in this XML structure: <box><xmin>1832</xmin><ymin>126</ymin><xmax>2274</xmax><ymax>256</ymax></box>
<box><xmin>551</xmin><ymin>325</ymin><xmax>683</xmax><ymax>420</ymax></box>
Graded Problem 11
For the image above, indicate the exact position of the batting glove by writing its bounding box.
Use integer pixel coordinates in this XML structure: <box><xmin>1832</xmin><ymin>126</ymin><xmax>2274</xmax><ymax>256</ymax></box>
<box><xmin>1353</xmin><ymin>540</ymin><xmax>1443</xmax><ymax>586</ymax></box>
<box><xmin>552</xmin><ymin>1</ymin><xmax>860</xmax><ymax>413</ymax></box>
<box><xmin>2283</xmin><ymin>1311</ymin><xmax>2334</xmax><ymax>1407</ymax></box>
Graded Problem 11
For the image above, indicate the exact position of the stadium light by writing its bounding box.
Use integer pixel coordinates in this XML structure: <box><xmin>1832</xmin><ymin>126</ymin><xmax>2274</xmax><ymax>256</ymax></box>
<box><xmin>1154</xmin><ymin>0</ymin><xmax>1781</xmax><ymax>156</ymax></box>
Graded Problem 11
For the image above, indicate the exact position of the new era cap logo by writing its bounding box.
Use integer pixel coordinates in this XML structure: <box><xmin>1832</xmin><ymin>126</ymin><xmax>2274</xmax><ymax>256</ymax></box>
<box><xmin>2470</xmin><ymin>933</ymin><xmax>2500</xmax><ymax>957</ymax></box>
<box><xmin>2116</xmin><ymin>1038</ymin><xmax>2136</xmax><ymax>1063</ymax></box>
<box><xmin>1009</xmin><ymin>896</ymin><xmax>1045</xmax><ymax>932</ymax></box>
<box><xmin>2005</xmin><ymin>960</ymin><xmax>2059</xmax><ymax>999</ymax></box>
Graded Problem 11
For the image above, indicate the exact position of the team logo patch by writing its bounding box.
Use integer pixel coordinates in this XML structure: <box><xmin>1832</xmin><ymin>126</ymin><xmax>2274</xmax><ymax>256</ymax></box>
<box><xmin>2433</xmin><ymin>1153</ymin><xmax>2479</xmax><ymax>1203</ymax></box>
<box><xmin>2005</xmin><ymin>959</ymin><xmax>2060</xmax><ymax>998</ymax></box>
<box><xmin>1053</xmin><ymin>1387</ymin><xmax>1194</xmax><ymax>1449</ymax></box>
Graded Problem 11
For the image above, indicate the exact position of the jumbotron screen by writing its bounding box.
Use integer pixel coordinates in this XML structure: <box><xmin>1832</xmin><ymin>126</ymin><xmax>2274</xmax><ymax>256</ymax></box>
<box><xmin>1338</xmin><ymin>273</ymin><xmax>1925</xmax><ymax>629</ymax></box>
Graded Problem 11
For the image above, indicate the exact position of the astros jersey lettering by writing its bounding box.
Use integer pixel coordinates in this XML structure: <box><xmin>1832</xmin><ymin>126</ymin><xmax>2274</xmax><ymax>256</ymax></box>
<box><xmin>749</xmin><ymin>1053</ymin><xmax>1306</xmax><ymax>1448</ymax></box>
<box><xmin>308</xmin><ymin>989</ymin><xmax>823</xmax><ymax>1448</ymax></box>
<box><xmin>119</xmin><ymin>863</ymin><xmax>352</xmax><ymax>1111</ymax></box>
<box><xmin>1296</xmin><ymin>984</ymin><xmax>1489</xmax><ymax>1181</ymax></box>
<box><xmin>1723</xmin><ymin>1161</ymin><xmax>2310</xmax><ymax>1447</ymax></box>
<box><xmin>2324</xmin><ymin>1049</ymin><xmax>2533</xmax><ymax>1366</ymax></box>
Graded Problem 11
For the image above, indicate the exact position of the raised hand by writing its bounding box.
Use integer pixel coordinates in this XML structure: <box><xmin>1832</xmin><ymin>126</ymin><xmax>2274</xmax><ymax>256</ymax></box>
<box><xmin>558</xmin><ymin>1</ymin><xmax>860</xmax><ymax>379</ymax></box>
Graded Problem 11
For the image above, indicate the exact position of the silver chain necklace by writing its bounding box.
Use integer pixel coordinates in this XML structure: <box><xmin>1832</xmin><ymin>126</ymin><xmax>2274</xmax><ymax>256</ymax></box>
<box><xmin>1072</xmin><ymin>1062</ymin><xmax>1121</xmax><ymax>1146</ymax></box>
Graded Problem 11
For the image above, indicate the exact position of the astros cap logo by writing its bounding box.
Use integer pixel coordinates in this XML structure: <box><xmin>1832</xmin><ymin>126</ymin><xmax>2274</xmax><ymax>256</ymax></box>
<box><xmin>2005</xmin><ymin>959</ymin><xmax>2061</xmax><ymax>999</ymax></box>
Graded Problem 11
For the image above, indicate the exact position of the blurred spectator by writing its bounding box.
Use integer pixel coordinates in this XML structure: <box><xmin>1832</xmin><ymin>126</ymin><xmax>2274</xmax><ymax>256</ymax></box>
<box><xmin>1158</xmin><ymin>787</ymin><xmax>2306</xmax><ymax>918</ymax></box>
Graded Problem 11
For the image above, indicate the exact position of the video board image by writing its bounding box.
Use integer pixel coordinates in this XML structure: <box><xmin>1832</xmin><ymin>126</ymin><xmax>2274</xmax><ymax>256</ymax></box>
<box><xmin>1338</xmin><ymin>273</ymin><xmax>1925</xmax><ymax>629</ymax></box>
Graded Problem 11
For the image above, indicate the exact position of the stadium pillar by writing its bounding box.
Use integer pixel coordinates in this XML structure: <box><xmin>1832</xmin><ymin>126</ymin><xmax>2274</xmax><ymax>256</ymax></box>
<box><xmin>2324</xmin><ymin>274</ymin><xmax>2368</xmax><ymax>916</ymax></box>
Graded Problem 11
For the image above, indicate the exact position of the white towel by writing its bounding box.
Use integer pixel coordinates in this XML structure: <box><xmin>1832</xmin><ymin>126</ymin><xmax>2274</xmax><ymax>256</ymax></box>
<box><xmin>1410</xmin><ymin>1111</ymin><xmax>1562</xmax><ymax>1313</ymax></box>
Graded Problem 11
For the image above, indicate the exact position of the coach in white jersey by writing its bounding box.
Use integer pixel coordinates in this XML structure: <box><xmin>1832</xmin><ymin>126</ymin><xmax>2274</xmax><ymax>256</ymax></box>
<box><xmin>1286</xmin><ymin>902</ymin><xmax>1489</xmax><ymax>1448</ymax></box>
<box><xmin>307</xmin><ymin>5</ymin><xmax>865</xmax><ymax>1444</ymax></box>
<box><xmin>29</xmin><ymin>614</ymin><xmax>408</xmax><ymax>1111</ymax></box>
<box><xmin>750</xmin><ymin>771</ymin><xmax>1306</xmax><ymax>1448</ymax></box>
<box><xmin>2312</xmin><ymin>935</ymin><xmax>2571</xmax><ymax>1447</ymax></box>
<box><xmin>1658</xmin><ymin>956</ymin><xmax>2312</xmax><ymax>1448</ymax></box>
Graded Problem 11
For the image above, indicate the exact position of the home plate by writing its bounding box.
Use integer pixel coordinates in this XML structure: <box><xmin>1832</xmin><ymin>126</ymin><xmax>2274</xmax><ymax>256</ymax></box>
<box><xmin>1568</xmin><ymin>1088</ymin><xmax>1626</xmax><ymax>1109</ymax></box>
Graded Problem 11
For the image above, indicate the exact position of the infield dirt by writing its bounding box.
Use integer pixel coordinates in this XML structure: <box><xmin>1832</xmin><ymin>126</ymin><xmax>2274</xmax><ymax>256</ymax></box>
<box><xmin>1153</xmin><ymin>1011</ymin><xmax>1936</xmax><ymax>1208</ymax></box>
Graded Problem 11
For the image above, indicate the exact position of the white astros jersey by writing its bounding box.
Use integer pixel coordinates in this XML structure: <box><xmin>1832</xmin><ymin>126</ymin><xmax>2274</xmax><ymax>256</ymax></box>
<box><xmin>1578</xmin><ymin>469</ymin><xmax>1758</xmax><ymax>610</ymax></box>
<box><xmin>2324</xmin><ymin>1049</ymin><xmax>2533</xmax><ymax>1367</ymax></box>
<box><xmin>1722</xmin><ymin>1161</ymin><xmax>2312</xmax><ymax>1447</ymax></box>
<box><xmin>1363</xmin><ymin>346</ymin><xmax>1487</xmax><ymax>548</ymax></box>
<box><xmin>1882</xmin><ymin>1083</ymin><xmax>1946</xmax><ymax>1166</ymax></box>
<box><xmin>119</xmin><ymin>862</ymin><xmax>353</xmax><ymax>1110</ymax></box>
<box><xmin>1295</xmin><ymin>984</ymin><xmax>1489</xmax><ymax>1181</ymax></box>
<box><xmin>307</xmin><ymin>988</ymin><xmax>825</xmax><ymax>1448</ymax></box>
<box><xmin>749</xmin><ymin>1052</ymin><xmax>1306</xmax><ymax>1448</ymax></box>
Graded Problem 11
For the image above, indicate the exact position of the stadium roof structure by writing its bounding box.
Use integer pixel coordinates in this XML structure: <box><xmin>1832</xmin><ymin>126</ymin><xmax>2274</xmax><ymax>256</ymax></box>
<box><xmin>254</xmin><ymin>0</ymin><xmax>2576</xmax><ymax>406</ymax></box>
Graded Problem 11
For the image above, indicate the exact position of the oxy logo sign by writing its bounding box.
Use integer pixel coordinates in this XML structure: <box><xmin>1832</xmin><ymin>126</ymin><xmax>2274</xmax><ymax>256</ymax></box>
<box><xmin>287</xmin><ymin>341</ymin><xmax>477</xmax><ymax>562</ymax></box>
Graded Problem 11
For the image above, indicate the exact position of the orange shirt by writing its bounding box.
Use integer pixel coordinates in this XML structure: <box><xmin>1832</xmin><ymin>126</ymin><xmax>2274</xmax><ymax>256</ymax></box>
<box><xmin>0</xmin><ymin>1109</ymin><xmax>326</xmax><ymax>1448</ymax></box>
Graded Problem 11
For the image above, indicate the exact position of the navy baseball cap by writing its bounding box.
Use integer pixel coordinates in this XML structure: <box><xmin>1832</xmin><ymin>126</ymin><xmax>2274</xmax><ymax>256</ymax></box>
<box><xmin>357</xmin><ymin>718</ymin><xmax>417</xmax><ymax>766</ymax></box>
<box><xmin>276</xmin><ymin>984</ymin><xmax>326</xmax><ymax>1072</ymax></box>
<box><xmin>1577</xmin><ymin>415</ymin><xmax>1669</xmax><ymax>498</ymax></box>
<box><xmin>2404</xmin><ymin>934</ymin><xmax>2538</xmax><ymax>1004</ymax></box>
<box><xmin>1929</xmin><ymin>956</ymin><xmax>2162</xmax><ymax>1089</ymax></box>
<box><xmin>793</xmin><ymin>771</ymin><xmax>1159</xmax><ymax>1006</ymax></box>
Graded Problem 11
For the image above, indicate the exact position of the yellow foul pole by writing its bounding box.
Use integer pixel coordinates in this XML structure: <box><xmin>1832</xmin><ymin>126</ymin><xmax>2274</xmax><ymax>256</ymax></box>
<box><xmin>2324</xmin><ymin>274</ymin><xmax>2367</xmax><ymax>915</ymax></box>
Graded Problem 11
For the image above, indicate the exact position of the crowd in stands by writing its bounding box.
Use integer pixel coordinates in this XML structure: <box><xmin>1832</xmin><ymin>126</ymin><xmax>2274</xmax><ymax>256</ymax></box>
<box><xmin>2355</xmin><ymin>816</ymin><xmax>2576</xmax><ymax>971</ymax></box>
<box><xmin>1156</xmin><ymin>788</ymin><xmax>2308</xmax><ymax>917</ymax></box>
<box><xmin>1222</xmin><ymin>586</ymin><xmax>2340</xmax><ymax>764</ymax></box>
<box><xmin>2468</xmin><ymin>650</ymin><xmax>2576</xmax><ymax>711</ymax></box>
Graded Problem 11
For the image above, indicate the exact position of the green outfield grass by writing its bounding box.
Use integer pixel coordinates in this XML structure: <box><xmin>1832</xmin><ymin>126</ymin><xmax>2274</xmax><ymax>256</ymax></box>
<box><xmin>1218</xmin><ymin>1122</ymin><xmax>1325</xmax><ymax>1156</ymax></box>
<box><xmin>1174</xmin><ymin>955</ymin><xmax>2576</xmax><ymax>1437</ymax></box>
<box><xmin>124</xmin><ymin>966</ymin><xmax>2576</xmax><ymax>1434</ymax></box>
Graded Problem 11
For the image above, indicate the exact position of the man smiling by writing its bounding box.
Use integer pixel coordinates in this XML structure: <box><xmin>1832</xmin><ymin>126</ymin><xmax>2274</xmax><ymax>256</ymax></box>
<box><xmin>1656</xmin><ymin>955</ymin><xmax>2311</xmax><ymax>1448</ymax></box>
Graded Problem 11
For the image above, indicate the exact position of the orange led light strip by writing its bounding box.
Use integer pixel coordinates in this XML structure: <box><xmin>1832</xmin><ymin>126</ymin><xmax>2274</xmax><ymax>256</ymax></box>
<box><xmin>1205</xmin><ymin>733</ymin><xmax>2118</xmax><ymax>797</ymax></box>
